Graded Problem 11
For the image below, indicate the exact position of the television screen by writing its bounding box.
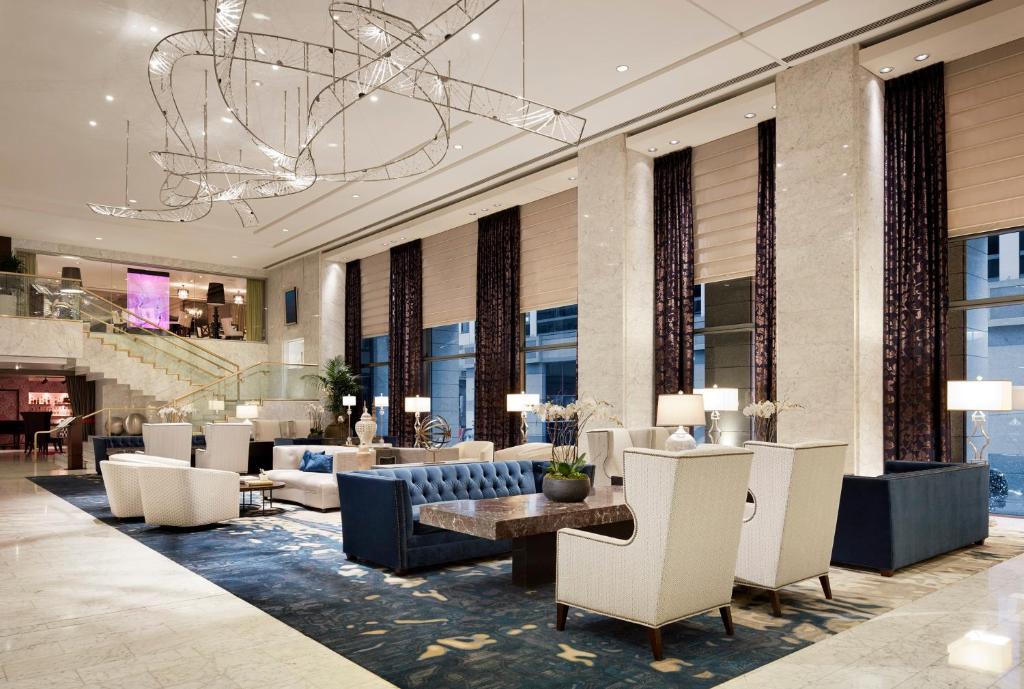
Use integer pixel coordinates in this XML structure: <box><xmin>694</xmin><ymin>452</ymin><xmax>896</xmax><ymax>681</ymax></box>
<box><xmin>126</xmin><ymin>268</ymin><xmax>170</xmax><ymax>329</ymax></box>
<box><xmin>285</xmin><ymin>288</ymin><xmax>298</xmax><ymax>324</ymax></box>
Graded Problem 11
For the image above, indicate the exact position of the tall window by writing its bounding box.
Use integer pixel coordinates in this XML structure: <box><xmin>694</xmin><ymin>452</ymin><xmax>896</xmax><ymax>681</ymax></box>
<box><xmin>693</xmin><ymin>278</ymin><xmax>753</xmax><ymax>445</ymax></box>
<box><xmin>949</xmin><ymin>228</ymin><xmax>1024</xmax><ymax>515</ymax></box>
<box><xmin>523</xmin><ymin>305</ymin><xmax>578</xmax><ymax>441</ymax></box>
<box><xmin>424</xmin><ymin>322</ymin><xmax>476</xmax><ymax>441</ymax></box>
<box><xmin>360</xmin><ymin>335</ymin><xmax>389</xmax><ymax>436</ymax></box>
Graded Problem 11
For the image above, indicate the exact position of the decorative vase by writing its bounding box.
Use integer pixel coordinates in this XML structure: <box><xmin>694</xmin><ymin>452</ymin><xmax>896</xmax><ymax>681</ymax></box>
<box><xmin>107</xmin><ymin>416</ymin><xmax>125</xmax><ymax>436</ymax></box>
<box><xmin>543</xmin><ymin>476</ymin><xmax>591</xmax><ymax>503</ymax></box>
<box><xmin>355</xmin><ymin>406</ymin><xmax>377</xmax><ymax>447</ymax></box>
<box><xmin>124</xmin><ymin>412</ymin><xmax>146</xmax><ymax>436</ymax></box>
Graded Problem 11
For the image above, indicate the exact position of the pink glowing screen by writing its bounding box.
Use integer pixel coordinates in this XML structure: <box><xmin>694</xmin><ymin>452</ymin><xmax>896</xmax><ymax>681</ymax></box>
<box><xmin>126</xmin><ymin>269</ymin><xmax>170</xmax><ymax>329</ymax></box>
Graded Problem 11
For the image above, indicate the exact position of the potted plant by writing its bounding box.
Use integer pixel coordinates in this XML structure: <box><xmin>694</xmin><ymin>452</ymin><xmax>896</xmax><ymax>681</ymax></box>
<box><xmin>303</xmin><ymin>357</ymin><xmax>360</xmax><ymax>439</ymax></box>
<box><xmin>306</xmin><ymin>402</ymin><xmax>327</xmax><ymax>438</ymax></box>
<box><xmin>530</xmin><ymin>398</ymin><xmax>621</xmax><ymax>503</ymax></box>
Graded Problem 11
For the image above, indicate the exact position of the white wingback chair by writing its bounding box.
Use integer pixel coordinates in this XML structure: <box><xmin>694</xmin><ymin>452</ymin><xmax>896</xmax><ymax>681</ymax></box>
<box><xmin>195</xmin><ymin>423</ymin><xmax>252</xmax><ymax>473</ymax></box>
<box><xmin>101</xmin><ymin>454</ymin><xmax>190</xmax><ymax>518</ymax></box>
<box><xmin>142</xmin><ymin>423</ymin><xmax>194</xmax><ymax>462</ymax></box>
<box><xmin>556</xmin><ymin>445</ymin><xmax>754</xmax><ymax>660</ymax></box>
<box><xmin>583</xmin><ymin>427</ymin><xmax>671</xmax><ymax>486</ymax></box>
<box><xmin>453</xmin><ymin>440</ymin><xmax>495</xmax><ymax>461</ymax></box>
<box><xmin>135</xmin><ymin>464</ymin><xmax>240</xmax><ymax>527</ymax></box>
<box><xmin>735</xmin><ymin>441</ymin><xmax>848</xmax><ymax>615</ymax></box>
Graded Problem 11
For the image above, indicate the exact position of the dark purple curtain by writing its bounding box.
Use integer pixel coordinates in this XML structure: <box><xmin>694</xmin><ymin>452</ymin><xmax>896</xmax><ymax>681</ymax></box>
<box><xmin>475</xmin><ymin>207</ymin><xmax>521</xmax><ymax>449</ymax></box>
<box><xmin>388</xmin><ymin>241</ymin><xmax>423</xmax><ymax>448</ymax></box>
<box><xmin>344</xmin><ymin>260</ymin><xmax>361</xmax><ymax>389</ymax></box>
<box><xmin>754</xmin><ymin>119</ymin><xmax>777</xmax><ymax>404</ymax></box>
<box><xmin>883</xmin><ymin>62</ymin><xmax>949</xmax><ymax>462</ymax></box>
<box><xmin>654</xmin><ymin>148</ymin><xmax>695</xmax><ymax>395</ymax></box>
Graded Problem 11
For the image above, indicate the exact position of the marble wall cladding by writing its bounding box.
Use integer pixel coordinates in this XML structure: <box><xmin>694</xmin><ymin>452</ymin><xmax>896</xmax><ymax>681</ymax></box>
<box><xmin>774</xmin><ymin>45</ymin><xmax>884</xmax><ymax>476</ymax></box>
<box><xmin>266</xmin><ymin>253</ymin><xmax>321</xmax><ymax>366</ymax></box>
<box><xmin>319</xmin><ymin>260</ymin><xmax>345</xmax><ymax>364</ymax></box>
<box><xmin>0</xmin><ymin>318</ymin><xmax>83</xmax><ymax>360</ymax></box>
<box><xmin>577</xmin><ymin>135</ymin><xmax>655</xmax><ymax>429</ymax></box>
<box><xmin>200</xmin><ymin>339</ymin><xmax>269</xmax><ymax>371</ymax></box>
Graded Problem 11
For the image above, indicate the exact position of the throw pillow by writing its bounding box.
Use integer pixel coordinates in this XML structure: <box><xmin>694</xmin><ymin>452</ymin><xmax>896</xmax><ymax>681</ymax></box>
<box><xmin>300</xmin><ymin>450</ymin><xmax>333</xmax><ymax>473</ymax></box>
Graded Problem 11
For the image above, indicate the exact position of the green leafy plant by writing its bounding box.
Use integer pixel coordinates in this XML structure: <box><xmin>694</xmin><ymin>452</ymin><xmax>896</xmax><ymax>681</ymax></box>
<box><xmin>0</xmin><ymin>253</ymin><xmax>25</xmax><ymax>274</ymax></box>
<box><xmin>547</xmin><ymin>452</ymin><xmax>590</xmax><ymax>480</ymax></box>
<box><xmin>303</xmin><ymin>356</ymin><xmax>360</xmax><ymax>416</ymax></box>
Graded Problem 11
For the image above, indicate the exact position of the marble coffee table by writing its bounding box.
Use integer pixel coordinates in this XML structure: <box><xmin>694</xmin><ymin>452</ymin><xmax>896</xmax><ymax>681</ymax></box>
<box><xmin>418</xmin><ymin>486</ymin><xmax>634</xmax><ymax>586</ymax></box>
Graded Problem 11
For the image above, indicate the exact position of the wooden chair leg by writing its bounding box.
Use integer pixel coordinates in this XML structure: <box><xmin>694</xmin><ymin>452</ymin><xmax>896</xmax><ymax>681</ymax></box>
<box><xmin>880</xmin><ymin>569</ymin><xmax>894</xmax><ymax>578</ymax></box>
<box><xmin>719</xmin><ymin>606</ymin><xmax>735</xmax><ymax>636</ymax></box>
<box><xmin>556</xmin><ymin>603</ymin><xmax>568</xmax><ymax>631</ymax></box>
<box><xmin>819</xmin><ymin>574</ymin><xmax>833</xmax><ymax>600</ymax></box>
<box><xmin>769</xmin><ymin>590</ymin><xmax>782</xmax><ymax>617</ymax></box>
<box><xmin>647</xmin><ymin>626</ymin><xmax>664</xmax><ymax>661</ymax></box>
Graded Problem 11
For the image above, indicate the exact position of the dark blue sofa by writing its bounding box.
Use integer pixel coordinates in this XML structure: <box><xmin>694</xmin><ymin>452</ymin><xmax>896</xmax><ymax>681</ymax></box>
<box><xmin>831</xmin><ymin>460</ymin><xmax>989</xmax><ymax>576</ymax></box>
<box><xmin>337</xmin><ymin>460</ymin><xmax>593</xmax><ymax>573</ymax></box>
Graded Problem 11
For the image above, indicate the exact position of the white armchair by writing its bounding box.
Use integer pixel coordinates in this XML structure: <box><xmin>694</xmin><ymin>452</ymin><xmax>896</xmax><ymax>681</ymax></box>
<box><xmin>135</xmin><ymin>464</ymin><xmax>240</xmax><ymax>527</ymax></box>
<box><xmin>493</xmin><ymin>442</ymin><xmax>553</xmax><ymax>460</ymax></box>
<box><xmin>195</xmin><ymin>423</ymin><xmax>252</xmax><ymax>473</ymax></box>
<box><xmin>556</xmin><ymin>445</ymin><xmax>753</xmax><ymax>660</ymax></box>
<box><xmin>142</xmin><ymin>422</ymin><xmax>194</xmax><ymax>462</ymax></box>
<box><xmin>101</xmin><ymin>454</ymin><xmax>190</xmax><ymax>518</ymax></box>
<box><xmin>584</xmin><ymin>427</ymin><xmax>671</xmax><ymax>486</ymax></box>
<box><xmin>735</xmin><ymin>441</ymin><xmax>848</xmax><ymax>615</ymax></box>
<box><xmin>453</xmin><ymin>440</ymin><xmax>495</xmax><ymax>461</ymax></box>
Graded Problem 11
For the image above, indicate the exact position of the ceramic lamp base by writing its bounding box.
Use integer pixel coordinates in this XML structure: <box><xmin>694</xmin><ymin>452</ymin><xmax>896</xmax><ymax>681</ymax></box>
<box><xmin>665</xmin><ymin>426</ymin><xmax>697</xmax><ymax>452</ymax></box>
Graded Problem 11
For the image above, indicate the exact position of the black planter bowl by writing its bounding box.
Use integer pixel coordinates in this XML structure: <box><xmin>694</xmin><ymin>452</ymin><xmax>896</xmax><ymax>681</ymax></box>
<box><xmin>543</xmin><ymin>476</ymin><xmax>591</xmax><ymax>503</ymax></box>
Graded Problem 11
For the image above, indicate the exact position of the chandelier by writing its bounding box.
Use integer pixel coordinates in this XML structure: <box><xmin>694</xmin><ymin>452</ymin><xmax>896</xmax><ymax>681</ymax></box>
<box><xmin>88</xmin><ymin>0</ymin><xmax>586</xmax><ymax>226</ymax></box>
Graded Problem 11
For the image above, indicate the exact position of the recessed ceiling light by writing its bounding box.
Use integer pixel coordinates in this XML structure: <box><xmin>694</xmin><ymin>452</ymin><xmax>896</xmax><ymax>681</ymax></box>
<box><xmin>253</xmin><ymin>79</ymin><xmax>263</xmax><ymax>86</ymax></box>
<box><xmin>256</xmin><ymin>47</ymin><xmax>266</xmax><ymax>55</ymax></box>
<box><xmin>128</xmin><ymin>199</ymin><xmax>137</xmax><ymax>203</ymax></box>
<box><xmin>914</xmin><ymin>53</ymin><xmax>930</xmax><ymax>62</ymax></box>
<box><xmin>669</xmin><ymin>139</ymin><xmax>679</xmax><ymax>145</ymax></box>
<box><xmin>616</xmin><ymin>64</ymin><xmax>628</xmax><ymax>72</ymax></box>
<box><xmin>352</xmin><ymin>194</ymin><xmax>360</xmax><ymax>199</ymax></box>
<box><xmin>88</xmin><ymin>120</ymin><xmax>97</xmax><ymax>127</ymax></box>
<box><xmin>328</xmin><ymin>142</ymin><xmax>338</xmax><ymax>147</ymax></box>
<box><xmin>647</xmin><ymin>147</ymin><xmax>657</xmax><ymax>153</ymax></box>
<box><xmin>842</xmin><ymin>143</ymin><xmax>849</xmax><ymax>149</ymax></box>
<box><xmin>453</xmin><ymin>143</ymin><xmax>463</xmax><ymax>150</ymax></box>
<box><xmin>772</xmin><ymin>104</ymin><xmax>777</xmax><ymax>110</ymax></box>
<box><xmin>221</xmin><ymin>116</ymin><xmax>233</xmax><ymax>124</ymax></box>
<box><xmin>104</xmin><ymin>94</ymin><xmax>114</xmax><ymax>102</ymax></box>
<box><xmin>369</xmin><ymin>94</ymin><xmax>379</xmax><ymax>102</ymax></box>
<box><xmin>401</xmin><ymin>236</ymin><xmax>407</xmax><ymax>240</ymax></box>
<box><xmin>149</xmin><ymin>25</ymin><xmax>158</xmax><ymax>32</ymax></box>
<box><xmin>493</xmin><ymin>203</ymin><xmax>502</xmax><ymax>207</ymax></box>
<box><xmin>469</xmin><ymin>211</ymin><xmax>477</xmax><ymax>216</ymax></box>
<box><xmin>879</xmin><ymin>66</ymin><xmax>894</xmax><ymax>74</ymax></box>
<box><xmin>62</xmin><ymin>255</ymin><xmax>79</xmax><ymax>260</ymax></box>
<box><xmin>252</xmin><ymin>12</ymin><xmax>270</xmax><ymax>20</ymax></box>
<box><xmin>568</xmin><ymin>176</ymin><xmax>576</xmax><ymax>181</ymax></box>
<box><xmin>281</xmin><ymin>228</ymin><xmax>289</xmax><ymax>232</ymax></box>
<box><xmin>470</xmin><ymin>32</ymin><xmax>481</xmax><ymax>41</ymax></box>
<box><xmin>744</xmin><ymin>112</ymin><xmax>756</xmax><ymax>119</ymax></box>
<box><xmin>95</xmin><ymin>237</ymin><xmax>103</xmax><ymax>240</ymax></box>
<box><xmin>231</xmin><ymin>255</ymin><xmax>238</xmax><ymax>259</ymax></box>
<box><xmin>271</xmin><ymin>64</ymin><xmax>280</xmax><ymax>71</ymax></box>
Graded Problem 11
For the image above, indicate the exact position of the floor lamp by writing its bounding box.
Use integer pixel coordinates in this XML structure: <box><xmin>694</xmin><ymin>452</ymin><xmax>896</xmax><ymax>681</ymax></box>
<box><xmin>374</xmin><ymin>395</ymin><xmax>388</xmax><ymax>443</ymax></box>
<box><xmin>947</xmin><ymin>379</ymin><xmax>1012</xmax><ymax>461</ymax></box>
<box><xmin>695</xmin><ymin>385</ymin><xmax>739</xmax><ymax>445</ymax></box>
<box><xmin>342</xmin><ymin>395</ymin><xmax>357</xmax><ymax>445</ymax></box>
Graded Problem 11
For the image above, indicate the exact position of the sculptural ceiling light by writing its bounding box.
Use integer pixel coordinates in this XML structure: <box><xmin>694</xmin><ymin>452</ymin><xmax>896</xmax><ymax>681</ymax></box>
<box><xmin>88</xmin><ymin>0</ymin><xmax>586</xmax><ymax>227</ymax></box>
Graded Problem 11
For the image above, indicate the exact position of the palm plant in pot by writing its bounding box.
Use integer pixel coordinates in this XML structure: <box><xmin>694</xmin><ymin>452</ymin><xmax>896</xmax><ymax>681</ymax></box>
<box><xmin>303</xmin><ymin>357</ymin><xmax>360</xmax><ymax>439</ymax></box>
<box><xmin>529</xmin><ymin>398</ymin><xmax>621</xmax><ymax>503</ymax></box>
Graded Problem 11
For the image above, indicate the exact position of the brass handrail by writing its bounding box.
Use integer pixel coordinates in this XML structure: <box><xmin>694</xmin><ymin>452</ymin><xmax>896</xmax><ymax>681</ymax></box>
<box><xmin>171</xmin><ymin>360</ymin><xmax>319</xmax><ymax>406</ymax></box>
<box><xmin>85</xmin><ymin>322</ymin><xmax>222</xmax><ymax>384</ymax></box>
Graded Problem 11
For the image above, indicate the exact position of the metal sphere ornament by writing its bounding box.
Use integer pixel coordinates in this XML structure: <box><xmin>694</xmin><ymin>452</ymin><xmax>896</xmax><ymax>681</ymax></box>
<box><xmin>416</xmin><ymin>415</ymin><xmax>452</xmax><ymax>450</ymax></box>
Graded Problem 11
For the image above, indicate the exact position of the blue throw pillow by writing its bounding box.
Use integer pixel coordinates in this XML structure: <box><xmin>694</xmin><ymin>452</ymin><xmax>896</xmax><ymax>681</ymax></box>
<box><xmin>299</xmin><ymin>450</ymin><xmax>333</xmax><ymax>473</ymax></box>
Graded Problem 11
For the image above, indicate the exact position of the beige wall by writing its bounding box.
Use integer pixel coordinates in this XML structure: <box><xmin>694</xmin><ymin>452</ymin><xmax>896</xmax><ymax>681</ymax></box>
<box><xmin>266</xmin><ymin>253</ymin><xmax>321</xmax><ymax>366</ymax></box>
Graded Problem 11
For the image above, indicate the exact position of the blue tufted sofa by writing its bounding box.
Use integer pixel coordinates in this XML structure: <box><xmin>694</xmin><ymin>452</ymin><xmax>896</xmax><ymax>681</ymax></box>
<box><xmin>831</xmin><ymin>460</ymin><xmax>989</xmax><ymax>575</ymax></box>
<box><xmin>93</xmin><ymin>435</ymin><xmax>206</xmax><ymax>475</ymax></box>
<box><xmin>337</xmin><ymin>460</ymin><xmax>594</xmax><ymax>573</ymax></box>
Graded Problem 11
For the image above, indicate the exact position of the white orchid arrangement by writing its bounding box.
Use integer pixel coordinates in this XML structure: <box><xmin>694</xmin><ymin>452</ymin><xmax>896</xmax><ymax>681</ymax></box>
<box><xmin>156</xmin><ymin>403</ymin><xmax>194</xmax><ymax>423</ymax></box>
<box><xmin>528</xmin><ymin>397</ymin><xmax>622</xmax><ymax>478</ymax></box>
<box><xmin>306</xmin><ymin>402</ymin><xmax>328</xmax><ymax>436</ymax></box>
<box><xmin>742</xmin><ymin>399</ymin><xmax>802</xmax><ymax>441</ymax></box>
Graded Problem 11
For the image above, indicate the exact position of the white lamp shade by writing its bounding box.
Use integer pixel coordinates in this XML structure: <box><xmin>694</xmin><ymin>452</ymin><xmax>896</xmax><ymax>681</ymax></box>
<box><xmin>656</xmin><ymin>393</ymin><xmax>705</xmax><ymax>426</ymax></box>
<box><xmin>342</xmin><ymin>395</ymin><xmax>357</xmax><ymax>407</ymax></box>
<box><xmin>695</xmin><ymin>386</ymin><xmax>739</xmax><ymax>412</ymax></box>
<box><xmin>947</xmin><ymin>380</ymin><xmax>1012</xmax><ymax>411</ymax></box>
<box><xmin>374</xmin><ymin>395</ymin><xmax>389</xmax><ymax>408</ymax></box>
<box><xmin>404</xmin><ymin>396</ymin><xmax>430</xmax><ymax>413</ymax></box>
<box><xmin>208</xmin><ymin>399</ymin><xmax>225</xmax><ymax>412</ymax></box>
<box><xmin>235</xmin><ymin>404</ymin><xmax>259</xmax><ymax>419</ymax></box>
<box><xmin>506</xmin><ymin>392</ymin><xmax>540</xmax><ymax>412</ymax></box>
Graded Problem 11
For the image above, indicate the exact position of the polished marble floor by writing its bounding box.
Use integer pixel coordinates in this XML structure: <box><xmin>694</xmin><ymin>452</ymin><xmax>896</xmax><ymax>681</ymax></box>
<box><xmin>3</xmin><ymin>448</ymin><xmax>1024</xmax><ymax>689</ymax></box>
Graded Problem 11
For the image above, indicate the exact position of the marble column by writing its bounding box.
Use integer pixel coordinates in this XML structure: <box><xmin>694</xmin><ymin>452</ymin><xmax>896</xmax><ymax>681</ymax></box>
<box><xmin>320</xmin><ymin>259</ymin><xmax>345</xmax><ymax>365</ymax></box>
<box><xmin>774</xmin><ymin>45</ymin><xmax>884</xmax><ymax>475</ymax></box>
<box><xmin>577</xmin><ymin>134</ymin><xmax>655</xmax><ymax>428</ymax></box>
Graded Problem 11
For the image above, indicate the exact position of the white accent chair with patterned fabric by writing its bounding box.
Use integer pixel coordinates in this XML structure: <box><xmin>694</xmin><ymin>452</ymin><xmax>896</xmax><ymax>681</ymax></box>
<box><xmin>493</xmin><ymin>442</ymin><xmax>553</xmax><ymax>460</ymax></box>
<box><xmin>453</xmin><ymin>440</ymin><xmax>495</xmax><ymax>461</ymax></box>
<box><xmin>735</xmin><ymin>441</ymin><xmax>848</xmax><ymax>615</ymax></box>
<box><xmin>555</xmin><ymin>445</ymin><xmax>754</xmax><ymax>661</ymax></box>
<box><xmin>102</xmin><ymin>454</ymin><xmax>191</xmax><ymax>518</ymax></box>
<box><xmin>195</xmin><ymin>423</ymin><xmax>252</xmax><ymax>473</ymax></box>
<box><xmin>135</xmin><ymin>463</ymin><xmax>240</xmax><ymax>527</ymax></box>
<box><xmin>583</xmin><ymin>427</ymin><xmax>671</xmax><ymax>486</ymax></box>
<box><xmin>142</xmin><ymin>423</ymin><xmax>193</xmax><ymax>462</ymax></box>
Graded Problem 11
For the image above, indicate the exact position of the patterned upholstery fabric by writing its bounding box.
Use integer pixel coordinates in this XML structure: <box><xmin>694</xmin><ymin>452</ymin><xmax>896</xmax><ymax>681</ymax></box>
<box><xmin>135</xmin><ymin>464</ymin><xmax>240</xmax><ymax>527</ymax></box>
<box><xmin>492</xmin><ymin>443</ymin><xmax>553</xmax><ymax>460</ymax></box>
<box><xmin>195</xmin><ymin>423</ymin><xmax>252</xmax><ymax>473</ymax></box>
<box><xmin>100</xmin><ymin>454</ymin><xmax>190</xmax><ymax>518</ymax></box>
<box><xmin>735</xmin><ymin>441</ymin><xmax>847</xmax><ymax>590</ymax></box>
<box><xmin>142</xmin><ymin>423</ymin><xmax>194</xmax><ymax>462</ymax></box>
<box><xmin>556</xmin><ymin>446</ymin><xmax>753</xmax><ymax>628</ymax></box>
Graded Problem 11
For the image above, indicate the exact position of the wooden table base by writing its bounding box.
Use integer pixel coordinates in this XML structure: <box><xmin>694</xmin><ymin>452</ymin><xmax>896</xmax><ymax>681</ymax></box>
<box><xmin>511</xmin><ymin>520</ymin><xmax>634</xmax><ymax>586</ymax></box>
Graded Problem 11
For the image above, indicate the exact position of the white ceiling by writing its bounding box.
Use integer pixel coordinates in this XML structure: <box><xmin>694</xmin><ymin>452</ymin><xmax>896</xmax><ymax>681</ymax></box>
<box><xmin>0</xmin><ymin>0</ymin><xmax>978</xmax><ymax>270</ymax></box>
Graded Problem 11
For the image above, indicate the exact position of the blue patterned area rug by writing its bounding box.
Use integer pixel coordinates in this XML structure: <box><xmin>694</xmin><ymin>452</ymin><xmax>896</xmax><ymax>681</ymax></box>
<box><xmin>30</xmin><ymin>475</ymin><xmax>1024</xmax><ymax>689</ymax></box>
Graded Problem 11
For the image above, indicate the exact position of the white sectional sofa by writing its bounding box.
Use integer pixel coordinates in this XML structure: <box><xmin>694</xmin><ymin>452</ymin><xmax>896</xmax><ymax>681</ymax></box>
<box><xmin>266</xmin><ymin>445</ymin><xmax>376</xmax><ymax>510</ymax></box>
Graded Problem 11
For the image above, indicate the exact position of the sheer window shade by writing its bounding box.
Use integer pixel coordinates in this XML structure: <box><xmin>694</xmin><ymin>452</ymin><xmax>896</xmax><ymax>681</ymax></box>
<box><xmin>520</xmin><ymin>188</ymin><xmax>578</xmax><ymax>311</ymax></box>
<box><xmin>946</xmin><ymin>38</ymin><xmax>1024</xmax><ymax>237</ymax></box>
<box><xmin>692</xmin><ymin>127</ymin><xmax>758</xmax><ymax>283</ymax></box>
<box><xmin>422</xmin><ymin>221</ymin><xmax>477</xmax><ymax>327</ymax></box>
<box><xmin>361</xmin><ymin>250</ymin><xmax>389</xmax><ymax>337</ymax></box>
